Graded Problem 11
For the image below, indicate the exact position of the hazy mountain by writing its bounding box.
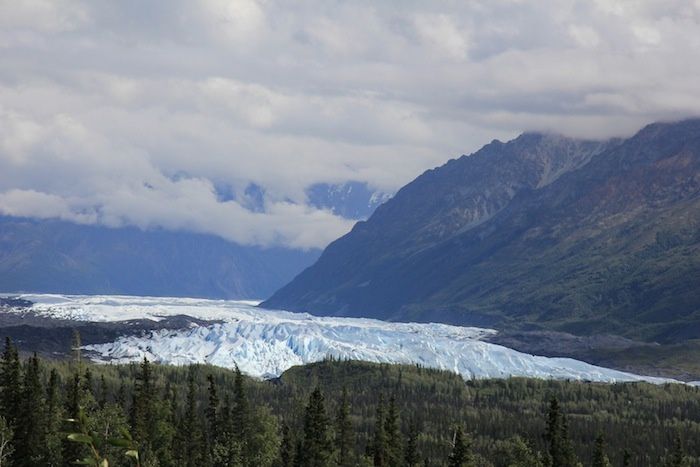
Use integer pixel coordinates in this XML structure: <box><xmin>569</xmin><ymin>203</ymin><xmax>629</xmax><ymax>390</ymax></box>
<box><xmin>0</xmin><ymin>216</ymin><xmax>319</xmax><ymax>299</ymax></box>
<box><xmin>263</xmin><ymin>119</ymin><xmax>700</xmax><ymax>344</ymax></box>
<box><xmin>0</xmin><ymin>180</ymin><xmax>392</xmax><ymax>299</ymax></box>
<box><xmin>306</xmin><ymin>181</ymin><xmax>392</xmax><ymax>220</ymax></box>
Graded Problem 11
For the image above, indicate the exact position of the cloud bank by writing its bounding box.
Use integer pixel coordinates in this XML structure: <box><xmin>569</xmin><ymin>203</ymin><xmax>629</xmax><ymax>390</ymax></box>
<box><xmin>1</xmin><ymin>0</ymin><xmax>699</xmax><ymax>248</ymax></box>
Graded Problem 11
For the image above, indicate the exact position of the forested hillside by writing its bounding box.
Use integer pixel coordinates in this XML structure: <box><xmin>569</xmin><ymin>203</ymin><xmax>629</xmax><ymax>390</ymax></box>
<box><xmin>0</xmin><ymin>337</ymin><xmax>698</xmax><ymax>466</ymax></box>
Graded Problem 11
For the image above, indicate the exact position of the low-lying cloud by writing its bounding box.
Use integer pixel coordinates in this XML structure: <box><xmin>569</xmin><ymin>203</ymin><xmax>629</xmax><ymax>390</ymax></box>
<box><xmin>1</xmin><ymin>0</ymin><xmax>699</xmax><ymax>248</ymax></box>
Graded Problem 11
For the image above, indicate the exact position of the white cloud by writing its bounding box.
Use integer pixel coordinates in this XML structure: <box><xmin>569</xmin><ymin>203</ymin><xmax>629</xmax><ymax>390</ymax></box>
<box><xmin>0</xmin><ymin>0</ymin><xmax>699</xmax><ymax>248</ymax></box>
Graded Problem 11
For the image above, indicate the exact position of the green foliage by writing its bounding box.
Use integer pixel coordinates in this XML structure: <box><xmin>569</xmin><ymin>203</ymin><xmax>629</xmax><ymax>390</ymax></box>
<box><xmin>300</xmin><ymin>387</ymin><xmax>333</xmax><ymax>467</ymax></box>
<box><xmin>495</xmin><ymin>436</ymin><xmax>544</xmax><ymax>467</ymax></box>
<box><xmin>447</xmin><ymin>426</ymin><xmax>473</xmax><ymax>467</ymax></box>
<box><xmin>384</xmin><ymin>395</ymin><xmax>402</xmax><ymax>466</ymax></box>
<box><xmin>334</xmin><ymin>388</ymin><xmax>353</xmax><ymax>467</ymax></box>
<box><xmin>0</xmin><ymin>352</ymin><xmax>699</xmax><ymax>466</ymax></box>
<box><xmin>404</xmin><ymin>422</ymin><xmax>421</xmax><ymax>467</ymax></box>
<box><xmin>544</xmin><ymin>397</ymin><xmax>579</xmax><ymax>467</ymax></box>
<box><xmin>0</xmin><ymin>415</ymin><xmax>14</xmax><ymax>466</ymax></box>
<box><xmin>65</xmin><ymin>406</ymin><xmax>140</xmax><ymax>467</ymax></box>
<box><xmin>592</xmin><ymin>434</ymin><xmax>611</xmax><ymax>467</ymax></box>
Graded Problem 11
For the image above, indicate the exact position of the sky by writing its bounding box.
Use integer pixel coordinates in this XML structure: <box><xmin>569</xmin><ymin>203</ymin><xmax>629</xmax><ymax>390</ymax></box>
<box><xmin>1</xmin><ymin>0</ymin><xmax>699</xmax><ymax>249</ymax></box>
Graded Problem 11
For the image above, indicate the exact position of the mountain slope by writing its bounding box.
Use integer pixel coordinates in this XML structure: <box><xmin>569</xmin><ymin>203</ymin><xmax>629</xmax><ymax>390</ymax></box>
<box><xmin>0</xmin><ymin>216</ymin><xmax>319</xmax><ymax>299</ymax></box>
<box><xmin>263</xmin><ymin>119</ymin><xmax>700</xmax><ymax>342</ymax></box>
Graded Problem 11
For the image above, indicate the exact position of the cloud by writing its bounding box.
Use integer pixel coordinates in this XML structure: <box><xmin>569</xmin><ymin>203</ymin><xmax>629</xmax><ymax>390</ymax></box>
<box><xmin>0</xmin><ymin>0</ymin><xmax>699</xmax><ymax>248</ymax></box>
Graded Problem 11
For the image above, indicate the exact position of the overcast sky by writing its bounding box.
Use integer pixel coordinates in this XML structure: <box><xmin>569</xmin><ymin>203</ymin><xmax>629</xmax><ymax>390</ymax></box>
<box><xmin>1</xmin><ymin>0</ymin><xmax>699</xmax><ymax>249</ymax></box>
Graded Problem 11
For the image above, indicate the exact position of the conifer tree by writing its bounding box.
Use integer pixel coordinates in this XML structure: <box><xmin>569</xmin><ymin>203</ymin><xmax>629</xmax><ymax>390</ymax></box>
<box><xmin>0</xmin><ymin>337</ymin><xmax>21</xmax><ymax>430</ymax></box>
<box><xmin>278</xmin><ymin>423</ymin><xmax>294</xmax><ymax>467</ymax></box>
<box><xmin>206</xmin><ymin>374</ymin><xmax>220</xmax><ymax>445</ymax></box>
<box><xmin>179</xmin><ymin>368</ymin><xmax>205</xmax><ymax>467</ymax></box>
<box><xmin>116</xmin><ymin>380</ymin><xmax>126</xmax><ymax>408</ymax></box>
<box><xmin>447</xmin><ymin>426</ymin><xmax>472</xmax><ymax>467</ymax></box>
<box><xmin>15</xmin><ymin>354</ymin><xmax>47</xmax><ymax>466</ymax></box>
<box><xmin>404</xmin><ymin>422</ymin><xmax>421</xmax><ymax>467</ymax></box>
<box><xmin>497</xmin><ymin>436</ymin><xmax>544</xmax><ymax>467</ymax></box>
<box><xmin>622</xmin><ymin>450</ymin><xmax>632</xmax><ymax>467</ymax></box>
<box><xmin>83</xmin><ymin>366</ymin><xmax>93</xmax><ymax>395</ymax></box>
<box><xmin>293</xmin><ymin>440</ymin><xmax>303</xmax><ymax>467</ymax></box>
<box><xmin>212</xmin><ymin>391</ymin><xmax>241</xmax><ymax>467</ymax></box>
<box><xmin>560</xmin><ymin>416</ymin><xmax>578</xmax><ymax>467</ymax></box>
<box><xmin>335</xmin><ymin>387</ymin><xmax>354</xmax><ymax>467</ymax></box>
<box><xmin>233</xmin><ymin>364</ymin><xmax>251</xmax><ymax>462</ymax></box>
<box><xmin>666</xmin><ymin>434</ymin><xmax>687</xmax><ymax>467</ymax></box>
<box><xmin>545</xmin><ymin>397</ymin><xmax>562</xmax><ymax>465</ymax></box>
<box><xmin>300</xmin><ymin>387</ymin><xmax>333</xmax><ymax>467</ymax></box>
<box><xmin>592</xmin><ymin>433</ymin><xmax>611</xmax><ymax>467</ymax></box>
<box><xmin>98</xmin><ymin>374</ymin><xmax>108</xmax><ymax>409</ymax></box>
<box><xmin>384</xmin><ymin>395</ymin><xmax>402</xmax><ymax>466</ymax></box>
<box><xmin>63</xmin><ymin>371</ymin><xmax>85</xmax><ymax>463</ymax></box>
<box><xmin>45</xmin><ymin>369</ymin><xmax>63</xmax><ymax>467</ymax></box>
<box><xmin>544</xmin><ymin>397</ymin><xmax>579</xmax><ymax>467</ymax></box>
<box><xmin>0</xmin><ymin>415</ymin><xmax>13</xmax><ymax>467</ymax></box>
<box><xmin>64</xmin><ymin>331</ymin><xmax>99</xmax><ymax>465</ymax></box>
<box><xmin>372</xmin><ymin>394</ymin><xmax>387</xmax><ymax>466</ymax></box>
<box><xmin>131</xmin><ymin>357</ymin><xmax>155</xmax><ymax>459</ymax></box>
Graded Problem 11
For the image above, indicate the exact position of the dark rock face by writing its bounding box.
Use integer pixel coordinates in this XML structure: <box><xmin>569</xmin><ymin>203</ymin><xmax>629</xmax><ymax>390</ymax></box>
<box><xmin>0</xmin><ymin>216</ymin><xmax>320</xmax><ymax>299</ymax></box>
<box><xmin>263</xmin><ymin>119</ymin><xmax>700</xmax><ymax>343</ymax></box>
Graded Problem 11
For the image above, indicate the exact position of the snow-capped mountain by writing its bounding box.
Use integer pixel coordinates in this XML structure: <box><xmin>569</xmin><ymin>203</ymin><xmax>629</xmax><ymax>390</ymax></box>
<box><xmin>15</xmin><ymin>294</ymin><xmax>676</xmax><ymax>384</ymax></box>
<box><xmin>306</xmin><ymin>181</ymin><xmax>392</xmax><ymax>220</ymax></box>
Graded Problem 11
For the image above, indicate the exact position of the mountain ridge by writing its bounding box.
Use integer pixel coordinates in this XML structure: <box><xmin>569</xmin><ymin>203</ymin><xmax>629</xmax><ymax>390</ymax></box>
<box><xmin>263</xmin><ymin>118</ymin><xmax>700</xmax><ymax>343</ymax></box>
<box><xmin>0</xmin><ymin>215</ymin><xmax>319</xmax><ymax>299</ymax></box>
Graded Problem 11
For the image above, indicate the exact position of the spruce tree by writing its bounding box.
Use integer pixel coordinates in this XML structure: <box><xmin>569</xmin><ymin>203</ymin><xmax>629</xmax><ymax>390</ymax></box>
<box><xmin>500</xmin><ymin>436</ymin><xmax>544</xmax><ymax>467</ymax></box>
<box><xmin>293</xmin><ymin>440</ymin><xmax>303</xmax><ymax>467</ymax></box>
<box><xmin>384</xmin><ymin>395</ymin><xmax>402</xmax><ymax>466</ymax></box>
<box><xmin>279</xmin><ymin>423</ymin><xmax>294</xmax><ymax>467</ymax></box>
<box><xmin>98</xmin><ymin>374</ymin><xmax>108</xmax><ymax>408</ymax></box>
<box><xmin>560</xmin><ymin>416</ymin><xmax>578</xmax><ymax>467</ymax></box>
<box><xmin>179</xmin><ymin>368</ymin><xmax>204</xmax><ymax>467</ymax></box>
<box><xmin>15</xmin><ymin>354</ymin><xmax>47</xmax><ymax>466</ymax></box>
<box><xmin>131</xmin><ymin>357</ymin><xmax>155</xmax><ymax>459</ymax></box>
<box><xmin>0</xmin><ymin>415</ymin><xmax>13</xmax><ymax>466</ymax></box>
<box><xmin>666</xmin><ymin>434</ymin><xmax>687</xmax><ymax>467</ymax></box>
<box><xmin>335</xmin><ymin>387</ymin><xmax>354</xmax><ymax>467</ymax></box>
<box><xmin>622</xmin><ymin>450</ymin><xmax>632</xmax><ymax>467</ymax></box>
<box><xmin>45</xmin><ymin>369</ymin><xmax>63</xmax><ymax>467</ymax></box>
<box><xmin>0</xmin><ymin>337</ymin><xmax>21</xmax><ymax>430</ymax></box>
<box><xmin>233</xmin><ymin>364</ymin><xmax>251</xmax><ymax>462</ymax></box>
<box><xmin>372</xmin><ymin>394</ymin><xmax>387</xmax><ymax>466</ymax></box>
<box><xmin>300</xmin><ymin>387</ymin><xmax>333</xmax><ymax>467</ymax></box>
<box><xmin>544</xmin><ymin>397</ymin><xmax>579</xmax><ymax>467</ymax></box>
<box><xmin>206</xmin><ymin>374</ymin><xmax>220</xmax><ymax>445</ymax></box>
<box><xmin>404</xmin><ymin>422</ymin><xmax>420</xmax><ymax>467</ymax></box>
<box><xmin>545</xmin><ymin>397</ymin><xmax>562</xmax><ymax>466</ymax></box>
<box><xmin>63</xmin><ymin>371</ymin><xmax>85</xmax><ymax>463</ymax></box>
<box><xmin>212</xmin><ymin>392</ymin><xmax>241</xmax><ymax>467</ymax></box>
<box><xmin>447</xmin><ymin>426</ymin><xmax>472</xmax><ymax>467</ymax></box>
<box><xmin>592</xmin><ymin>433</ymin><xmax>611</xmax><ymax>467</ymax></box>
<box><xmin>116</xmin><ymin>380</ymin><xmax>126</xmax><ymax>408</ymax></box>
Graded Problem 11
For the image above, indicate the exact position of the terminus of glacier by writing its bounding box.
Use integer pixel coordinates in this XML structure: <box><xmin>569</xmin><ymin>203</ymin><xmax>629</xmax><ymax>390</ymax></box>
<box><xmin>21</xmin><ymin>294</ymin><xmax>676</xmax><ymax>384</ymax></box>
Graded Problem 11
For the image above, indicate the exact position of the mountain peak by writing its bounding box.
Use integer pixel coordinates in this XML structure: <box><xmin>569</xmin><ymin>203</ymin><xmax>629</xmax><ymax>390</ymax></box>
<box><xmin>263</xmin><ymin>119</ymin><xmax>700</xmax><ymax>346</ymax></box>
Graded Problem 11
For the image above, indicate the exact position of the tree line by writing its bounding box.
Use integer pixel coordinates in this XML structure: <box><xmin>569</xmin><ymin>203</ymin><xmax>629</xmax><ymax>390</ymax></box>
<box><xmin>0</xmin><ymin>336</ymin><xmax>698</xmax><ymax>466</ymax></box>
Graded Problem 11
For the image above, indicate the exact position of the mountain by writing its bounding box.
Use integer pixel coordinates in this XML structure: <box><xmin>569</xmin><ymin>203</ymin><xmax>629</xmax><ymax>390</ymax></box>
<box><xmin>306</xmin><ymin>181</ymin><xmax>392</xmax><ymax>220</ymax></box>
<box><xmin>263</xmin><ymin>119</ymin><xmax>700</xmax><ymax>344</ymax></box>
<box><xmin>0</xmin><ymin>182</ymin><xmax>390</xmax><ymax>299</ymax></box>
<box><xmin>0</xmin><ymin>216</ymin><xmax>319</xmax><ymax>299</ymax></box>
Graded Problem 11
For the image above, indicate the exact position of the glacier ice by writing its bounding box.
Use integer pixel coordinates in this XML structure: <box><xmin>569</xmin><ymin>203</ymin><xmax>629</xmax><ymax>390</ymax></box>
<box><xmin>17</xmin><ymin>294</ymin><xmax>678</xmax><ymax>384</ymax></box>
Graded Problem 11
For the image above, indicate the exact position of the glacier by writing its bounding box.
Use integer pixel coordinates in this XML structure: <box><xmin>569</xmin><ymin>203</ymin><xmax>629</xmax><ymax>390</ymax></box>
<box><xmin>14</xmin><ymin>294</ymin><xmax>677</xmax><ymax>384</ymax></box>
